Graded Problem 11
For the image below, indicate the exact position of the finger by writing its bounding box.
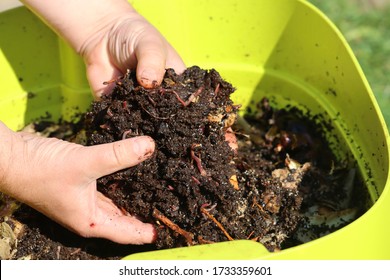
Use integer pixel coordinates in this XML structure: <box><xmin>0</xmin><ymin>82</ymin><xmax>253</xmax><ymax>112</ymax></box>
<box><xmin>165</xmin><ymin>44</ymin><xmax>186</xmax><ymax>74</ymax></box>
<box><xmin>92</xmin><ymin>214</ymin><xmax>157</xmax><ymax>244</ymax></box>
<box><xmin>134</xmin><ymin>31</ymin><xmax>168</xmax><ymax>88</ymax></box>
<box><xmin>86</xmin><ymin>193</ymin><xmax>156</xmax><ymax>244</ymax></box>
<box><xmin>81</xmin><ymin>136</ymin><xmax>155</xmax><ymax>179</ymax></box>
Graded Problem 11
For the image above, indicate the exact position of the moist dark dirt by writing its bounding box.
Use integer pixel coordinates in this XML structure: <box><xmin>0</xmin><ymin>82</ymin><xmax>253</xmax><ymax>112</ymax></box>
<box><xmin>1</xmin><ymin>66</ymin><xmax>368</xmax><ymax>260</ymax></box>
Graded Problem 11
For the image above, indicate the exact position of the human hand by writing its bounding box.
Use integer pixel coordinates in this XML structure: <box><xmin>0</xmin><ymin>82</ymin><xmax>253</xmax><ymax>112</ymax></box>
<box><xmin>0</xmin><ymin>122</ymin><xmax>156</xmax><ymax>244</ymax></box>
<box><xmin>21</xmin><ymin>0</ymin><xmax>185</xmax><ymax>98</ymax></box>
<box><xmin>81</xmin><ymin>11</ymin><xmax>186</xmax><ymax>98</ymax></box>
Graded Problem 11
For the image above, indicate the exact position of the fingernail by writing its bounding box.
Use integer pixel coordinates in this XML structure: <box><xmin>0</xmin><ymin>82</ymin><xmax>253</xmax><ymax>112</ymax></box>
<box><xmin>140</xmin><ymin>69</ymin><xmax>158</xmax><ymax>88</ymax></box>
<box><xmin>134</xmin><ymin>136</ymin><xmax>155</xmax><ymax>159</ymax></box>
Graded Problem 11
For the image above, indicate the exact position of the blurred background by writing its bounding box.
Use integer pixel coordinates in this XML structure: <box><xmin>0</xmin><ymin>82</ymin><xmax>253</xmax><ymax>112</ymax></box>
<box><xmin>308</xmin><ymin>0</ymin><xmax>390</xmax><ymax>127</ymax></box>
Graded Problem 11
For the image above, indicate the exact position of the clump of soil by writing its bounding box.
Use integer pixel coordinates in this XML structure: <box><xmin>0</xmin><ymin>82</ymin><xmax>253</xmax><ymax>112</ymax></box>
<box><xmin>84</xmin><ymin>66</ymin><xmax>301</xmax><ymax>250</ymax></box>
<box><xmin>0</xmin><ymin>66</ymin><xmax>368</xmax><ymax>259</ymax></box>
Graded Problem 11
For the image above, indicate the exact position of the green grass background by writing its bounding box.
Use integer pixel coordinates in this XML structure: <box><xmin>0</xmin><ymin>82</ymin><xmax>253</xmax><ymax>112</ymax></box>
<box><xmin>308</xmin><ymin>0</ymin><xmax>390</xmax><ymax>128</ymax></box>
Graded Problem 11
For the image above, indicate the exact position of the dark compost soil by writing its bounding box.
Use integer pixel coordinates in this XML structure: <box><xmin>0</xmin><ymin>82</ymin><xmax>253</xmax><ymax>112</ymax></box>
<box><xmin>0</xmin><ymin>66</ymin><xmax>368</xmax><ymax>260</ymax></box>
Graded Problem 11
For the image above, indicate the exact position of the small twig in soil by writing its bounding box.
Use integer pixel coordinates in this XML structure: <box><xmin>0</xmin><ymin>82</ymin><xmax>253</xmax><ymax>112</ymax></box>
<box><xmin>251</xmin><ymin>236</ymin><xmax>260</xmax><ymax>242</ymax></box>
<box><xmin>200</xmin><ymin>207</ymin><xmax>234</xmax><ymax>241</ymax></box>
<box><xmin>56</xmin><ymin>246</ymin><xmax>61</xmax><ymax>260</ymax></box>
<box><xmin>173</xmin><ymin>86</ymin><xmax>204</xmax><ymax>107</ymax></box>
<box><xmin>252</xmin><ymin>197</ymin><xmax>271</xmax><ymax>220</ymax></box>
<box><xmin>247</xmin><ymin>231</ymin><xmax>255</xmax><ymax>239</ymax></box>
<box><xmin>152</xmin><ymin>208</ymin><xmax>194</xmax><ymax>246</ymax></box>
<box><xmin>190</xmin><ymin>144</ymin><xmax>207</xmax><ymax>176</ymax></box>
<box><xmin>70</xmin><ymin>248</ymin><xmax>82</xmax><ymax>256</ymax></box>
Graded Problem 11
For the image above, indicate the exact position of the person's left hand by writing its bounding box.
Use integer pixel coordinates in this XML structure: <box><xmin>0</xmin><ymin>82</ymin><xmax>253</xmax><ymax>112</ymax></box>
<box><xmin>0</xmin><ymin>122</ymin><xmax>156</xmax><ymax>244</ymax></box>
<box><xmin>21</xmin><ymin>0</ymin><xmax>186</xmax><ymax>98</ymax></box>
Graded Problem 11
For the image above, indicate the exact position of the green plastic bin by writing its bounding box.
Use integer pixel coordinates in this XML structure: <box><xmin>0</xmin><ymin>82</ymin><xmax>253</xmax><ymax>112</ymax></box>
<box><xmin>1</xmin><ymin>0</ymin><xmax>389</xmax><ymax>259</ymax></box>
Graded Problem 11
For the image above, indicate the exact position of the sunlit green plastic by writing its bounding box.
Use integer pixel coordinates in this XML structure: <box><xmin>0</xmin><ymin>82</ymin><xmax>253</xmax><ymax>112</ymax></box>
<box><xmin>1</xmin><ymin>0</ymin><xmax>389</xmax><ymax>259</ymax></box>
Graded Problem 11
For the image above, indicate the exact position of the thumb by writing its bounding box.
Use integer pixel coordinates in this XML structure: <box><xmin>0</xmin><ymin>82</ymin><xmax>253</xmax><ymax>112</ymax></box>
<box><xmin>82</xmin><ymin>136</ymin><xmax>155</xmax><ymax>179</ymax></box>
